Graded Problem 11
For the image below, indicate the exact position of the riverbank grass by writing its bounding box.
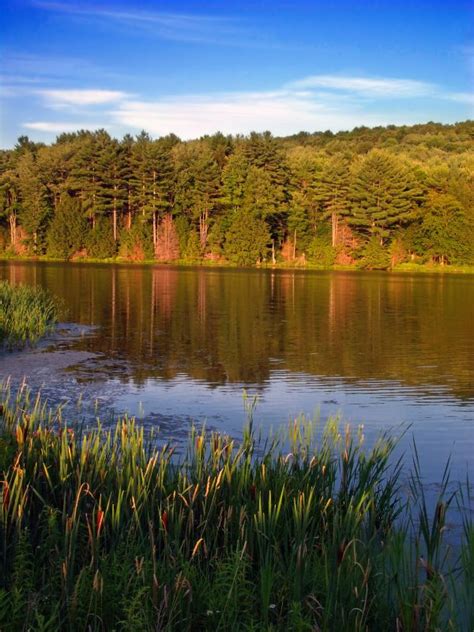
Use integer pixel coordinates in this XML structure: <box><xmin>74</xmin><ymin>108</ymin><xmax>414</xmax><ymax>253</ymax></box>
<box><xmin>0</xmin><ymin>386</ymin><xmax>472</xmax><ymax>631</ymax></box>
<box><xmin>2</xmin><ymin>254</ymin><xmax>474</xmax><ymax>274</ymax></box>
<box><xmin>0</xmin><ymin>281</ymin><xmax>59</xmax><ymax>347</ymax></box>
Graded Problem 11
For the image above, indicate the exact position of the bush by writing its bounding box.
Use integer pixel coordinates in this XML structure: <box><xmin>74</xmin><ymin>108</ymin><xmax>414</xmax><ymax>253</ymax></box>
<box><xmin>357</xmin><ymin>236</ymin><xmax>391</xmax><ymax>270</ymax></box>
<box><xmin>118</xmin><ymin>220</ymin><xmax>153</xmax><ymax>260</ymax></box>
<box><xmin>307</xmin><ymin>236</ymin><xmax>337</xmax><ymax>267</ymax></box>
<box><xmin>85</xmin><ymin>217</ymin><xmax>116</xmax><ymax>259</ymax></box>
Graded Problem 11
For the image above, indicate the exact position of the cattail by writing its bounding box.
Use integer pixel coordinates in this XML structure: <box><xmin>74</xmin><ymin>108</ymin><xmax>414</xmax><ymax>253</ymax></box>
<box><xmin>337</xmin><ymin>539</ymin><xmax>347</xmax><ymax>567</ymax></box>
<box><xmin>249</xmin><ymin>484</ymin><xmax>256</xmax><ymax>501</ymax></box>
<box><xmin>2</xmin><ymin>481</ymin><xmax>9</xmax><ymax>511</ymax></box>
<box><xmin>161</xmin><ymin>510</ymin><xmax>168</xmax><ymax>532</ymax></box>
<box><xmin>96</xmin><ymin>508</ymin><xmax>104</xmax><ymax>535</ymax></box>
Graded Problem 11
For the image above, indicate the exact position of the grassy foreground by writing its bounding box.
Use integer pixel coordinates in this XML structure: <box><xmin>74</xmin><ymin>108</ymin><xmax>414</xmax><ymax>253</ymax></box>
<box><xmin>0</xmin><ymin>386</ymin><xmax>472</xmax><ymax>631</ymax></box>
<box><xmin>0</xmin><ymin>281</ymin><xmax>59</xmax><ymax>347</ymax></box>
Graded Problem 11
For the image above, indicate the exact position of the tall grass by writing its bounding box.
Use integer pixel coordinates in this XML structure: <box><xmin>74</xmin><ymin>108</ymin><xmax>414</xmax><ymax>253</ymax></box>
<box><xmin>0</xmin><ymin>281</ymin><xmax>59</xmax><ymax>347</ymax></box>
<box><xmin>0</xmin><ymin>383</ymin><xmax>472</xmax><ymax>631</ymax></box>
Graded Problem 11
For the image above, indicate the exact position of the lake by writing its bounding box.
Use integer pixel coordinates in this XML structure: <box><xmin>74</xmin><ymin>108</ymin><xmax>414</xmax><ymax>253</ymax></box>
<box><xmin>1</xmin><ymin>261</ymin><xmax>473</xmax><ymax>487</ymax></box>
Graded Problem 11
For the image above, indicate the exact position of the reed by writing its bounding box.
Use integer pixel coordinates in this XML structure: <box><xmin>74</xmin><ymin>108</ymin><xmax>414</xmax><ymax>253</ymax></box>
<box><xmin>0</xmin><ymin>281</ymin><xmax>60</xmax><ymax>347</ymax></box>
<box><xmin>0</xmin><ymin>384</ymin><xmax>472</xmax><ymax>631</ymax></box>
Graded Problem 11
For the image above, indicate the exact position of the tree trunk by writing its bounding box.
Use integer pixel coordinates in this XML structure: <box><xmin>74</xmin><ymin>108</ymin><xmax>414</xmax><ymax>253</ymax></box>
<box><xmin>127</xmin><ymin>189</ymin><xmax>132</xmax><ymax>230</ymax></box>
<box><xmin>9</xmin><ymin>212</ymin><xmax>16</xmax><ymax>247</ymax></box>
<box><xmin>113</xmin><ymin>186</ymin><xmax>118</xmax><ymax>241</ymax></box>
<box><xmin>293</xmin><ymin>229</ymin><xmax>297</xmax><ymax>260</ymax></box>
<box><xmin>153</xmin><ymin>211</ymin><xmax>157</xmax><ymax>249</ymax></box>
<box><xmin>199</xmin><ymin>209</ymin><xmax>209</xmax><ymax>250</ymax></box>
<box><xmin>271</xmin><ymin>240</ymin><xmax>276</xmax><ymax>265</ymax></box>
<box><xmin>331</xmin><ymin>212</ymin><xmax>338</xmax><ymax>247</ymax></box>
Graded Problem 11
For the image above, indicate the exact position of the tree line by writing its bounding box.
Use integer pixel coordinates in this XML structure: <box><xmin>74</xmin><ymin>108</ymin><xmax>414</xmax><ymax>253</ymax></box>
<box><xmin>0</xmin><ymin>120</ymin><xmax>473</xmax><ymax>268</ymax></box>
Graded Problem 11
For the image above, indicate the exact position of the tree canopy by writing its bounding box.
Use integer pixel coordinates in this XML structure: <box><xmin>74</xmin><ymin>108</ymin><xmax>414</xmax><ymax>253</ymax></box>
<box><xmin>0</xmin><ymin>120</ymin><xmax>472</xmax><ymax>268</ymax></box>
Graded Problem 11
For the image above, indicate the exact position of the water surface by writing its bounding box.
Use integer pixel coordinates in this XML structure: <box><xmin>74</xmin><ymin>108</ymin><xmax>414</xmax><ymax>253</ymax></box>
<box><xmin>1</xmin><ymin>261</ymin><xmax>473</xmax><ymax>485</ymax></box>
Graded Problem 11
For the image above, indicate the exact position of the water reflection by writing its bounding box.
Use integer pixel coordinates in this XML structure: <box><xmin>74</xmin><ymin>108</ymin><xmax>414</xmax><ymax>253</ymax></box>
<box><xmin>1</xmin><ymin>262</ymin><xmax>473</xmax><ymax>401</ymax></box>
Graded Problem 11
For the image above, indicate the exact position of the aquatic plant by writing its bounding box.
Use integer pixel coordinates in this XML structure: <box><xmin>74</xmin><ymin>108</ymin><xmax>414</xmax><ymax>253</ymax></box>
<box><xmin>0</xmin><ymin>281</ymin><xmax>59</xmax><ymax>347</ymax></box>
<box><xmin>0</xmin><ymin>384</ymin><xmax>472</xmax><ymax>631</ymax></box>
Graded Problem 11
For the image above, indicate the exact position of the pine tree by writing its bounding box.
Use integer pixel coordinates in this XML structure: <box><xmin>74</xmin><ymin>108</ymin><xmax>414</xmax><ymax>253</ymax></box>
<box><xmin>17</xmin><ymin>151</ymin><xmax>51</xmax><ymax>253</ymax></box>
<box><xmin>287</xmin><ymin>146</ymin><xmax>323</xmax><ymax>241</ymax></box>
<box><xmin>0</xmin><ymin>149</ymin><xmax>22</xmax><ymax>249</ymax></box>
<box><xmin>241</xmin><ymin>132</ymin><xmax>290</xmax><ymax>246</ymax></box>
<box><xmin>421</xmin><ymin>192</ymin><xmax>474</xmax><ymax>264</ymax></box>
<box><xmin>47</xmin><ymin>194</ymin><xmax>87</xmax><ymax>259</ymax></box>
<box><xmin>349</xmin><ymin>150</ymin><xmax>423</xmax><ymax>243</ymax></box>
<box><xmin>224</xmin><ymin>210</ymin><xmax>270</xmax><ymax>265</ymax></box>
<box><xmin>174</xmin><ymin>142</ymin><xmax>221</xmax><ymax>253</ymax></box>
<box><xmin>96</xmin><ymin>137</ymin><xmax>127</xmax><ymax>244</ymax></box>
<box><xmin>315</xmin><ymin>155</ymin><xmax>351</xmax><ymax>246</ymax></box>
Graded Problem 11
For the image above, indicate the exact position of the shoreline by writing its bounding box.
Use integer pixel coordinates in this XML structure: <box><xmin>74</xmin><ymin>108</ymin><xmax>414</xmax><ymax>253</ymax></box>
<box><xmin>2</xmin><ymin>255</ymin><xmax>474</xmax><ymax>275</ymax></box>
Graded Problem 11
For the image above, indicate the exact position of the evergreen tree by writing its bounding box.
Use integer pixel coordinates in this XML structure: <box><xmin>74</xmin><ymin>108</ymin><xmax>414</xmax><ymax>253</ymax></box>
<box><xmin>350</xmin><ymin>150</ymin><xmax>423</xmax><ymax>243</ymax></box>
<box><xmin>315</xmin><ymin>155</ymin><xmax>351</xmax><ymax>246</ymax></box>
<box><xmin>242</xmin><ymin>131</ymin><xmax>290</xmax><ymax>246</ymax></box>
<box><xmin>421</xmin><ymin>192</ymin><xmax>474</xmax><ymax>264</ymax></box>
<box><xmin>17</xmin><ymin>151</ymin><xmax>51</xmax><ymax>253</ymax></box>
<box><xmin>47</xmin><ymin>194</ymin><xmax>87</xmax><ymax>259</ymax></box>
<box><xmin>224</xmin><ymin>210</ymin><xmax>270</xmax><ymax>265</ymax></box>
<box><xmin>287</xmin><ymin>146</ymin><xmax>323</xmax><ymax>254</ymax></box>
<box><xmin>174</xmin><ymin>142</ymin><xmax>221</xmax><ymax>253</ymax></box>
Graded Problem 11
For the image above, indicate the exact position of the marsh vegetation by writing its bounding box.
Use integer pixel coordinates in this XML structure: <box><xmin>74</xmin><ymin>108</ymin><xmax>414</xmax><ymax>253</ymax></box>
<box><xmin>0</xmin><ymin>385</ymin><xmax>472</xmax><ymax>631</ymax></box>
<box><xmin>0</xmin><ymin>281</ymin><xmax>59</xmax><ymax>347</ymax></box>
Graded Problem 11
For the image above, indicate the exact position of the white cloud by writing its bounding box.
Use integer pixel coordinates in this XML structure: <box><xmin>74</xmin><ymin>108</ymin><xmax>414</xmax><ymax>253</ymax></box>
<box><xmin>18</xmin><ymin>73</ymin><xmax>471</xmax><ymax>140</ymax></box>
<box><xmin>110</xmin><ymin>89</ymin><xmax>410</xmax><ymax>138</ymax></box>
<box><xmin>443</xmin><ymin>91</ymin><xmax>474</xmax><ymax>106</ymax></box>
<box><xmin>23</xmin><ymin>121</ymin><xmax>109</xmax><ymax>133</ymax></box>
<box><xmin>32</xmin><ymin>1</ymin><xmax>247</xmax><ymax>45</ymax></box>
<box><xmin>288</xmin><ymin>75</ymin><xmax>436</xmax><ymax>98</ymax></box>
<box><xmin>38</xmin><ymin>89</ymin><xmax>129</xmax><ymax>107</ymax></box>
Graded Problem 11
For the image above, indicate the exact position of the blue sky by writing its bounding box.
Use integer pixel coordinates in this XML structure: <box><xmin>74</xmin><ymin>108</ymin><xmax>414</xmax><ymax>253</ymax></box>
<box><xmin>1</xmin><ymin>0</ymin><xmax>473</xmax><ymax>147</ymax></box>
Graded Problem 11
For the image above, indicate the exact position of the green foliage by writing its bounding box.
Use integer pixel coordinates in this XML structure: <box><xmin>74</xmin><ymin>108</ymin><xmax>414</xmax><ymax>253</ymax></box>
<box><xmin>357</xmin><ymin>236</ymin><xmax>391</xmax><ymax>270</ymax></box>
<box><xmin>46</xmin><ymin>194</ymin><xmax>87</xmax><ymax>259</ymax></box>
<box><xmin>118</xmin><ymin>220</ymin><xmax>153</xmax><ymax>260</ymax></box>
<box><xmin>307</xmin><ymin>227</ymin><xmax>338</xmax><ymax>266</ymax></box>
<box><xmin>421</xmin><ymin>192</ymin><xmax>474</xmax><ymax>264</ymax></box>
<box><xmin>224</xmin><ymin>211</ymin><xmax>270</xmax><ymax>265</ymax></box>
<box><xmin>185</xmin><ymin>229</ymin><xmax>203</xmax><ymax>261</ymax></box>
<box><xmin>0</xmin><ymin>385</ymin><xmax>472</xmax><ymax>630</ymax></box>
<box><xmin>85</xmin><ymin>217</ymin><xmax>116</xmax><ymax>258</ymax></box>
<box><xmin>0</xmin><ymin>122</ymin><xmax>473</xmax><ymax>267</ymax></box>
<box><xmin>315</xmin><ymin>155</ymin><xmax>351</xmax><ymax>245</ymax></box>
<box><xmin>350</xmin><ymin>150</ymin><xmax>423</xmax><ymax>242</ymax></box>
<box><xmin>174</xmin><ymin>214</ymin><xmax>191</xmax><ymax>257</ymax></box>
<box><xmin>0</xmin><ymin>281</ymin><xmax>59</xmax><ymax>346</ymax></box>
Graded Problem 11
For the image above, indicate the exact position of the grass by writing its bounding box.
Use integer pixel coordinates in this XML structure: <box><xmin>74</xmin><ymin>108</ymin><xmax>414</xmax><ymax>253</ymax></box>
<box><xmin>2</xmin><ymin>253</ymin><xmax>474</xmax><ymax>275</ymax></box>
<box><xmin>0</xmin><ymin>384</ymin><xmax>472</xmax><ymax>631</ymax></box>
<box><xmin>0</xmin><ymin>281</ymin><xmax>60</xmax><ymax>347</ymax></box>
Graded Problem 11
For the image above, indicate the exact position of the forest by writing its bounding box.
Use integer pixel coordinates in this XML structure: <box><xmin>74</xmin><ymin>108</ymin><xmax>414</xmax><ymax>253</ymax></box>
<box><xmin>0</xmin><ymin>120</ymin><xmax>473</xmax><ymax>269</ymax></box>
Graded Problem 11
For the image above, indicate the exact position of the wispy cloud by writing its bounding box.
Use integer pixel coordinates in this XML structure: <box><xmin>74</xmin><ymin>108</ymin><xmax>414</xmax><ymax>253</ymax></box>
<box><xmin>444</xmin><ymin>91</ymin><xmax>474</xmax><ymax>105</ymax></box>
<box><xmin>288</xmin><ymin>75</ymin><xmax>436</xmax><ymax>98</ymax></box>
<box><xmin>110</xmin><ymin>89</ymin><xmax>410</xmax><ymax>139</ymax></box>
<box><xmin>16</xmin><ymin>73</ymin><xmax>472</xmax><ymax>140</ymax></box>
<box><xmin>32</xmin><ymin>1</ymin><xmax>249</xmax><ymax>45</ymax></box>
<box><xmin>38</xmin><ymin>88</ymin><xmax>130</xmax><ymax>108</ymax></box>
<box><xmin>23</xmin><ymin>121</ymin><xmax>109</xmax><ymax>133</ymax></box>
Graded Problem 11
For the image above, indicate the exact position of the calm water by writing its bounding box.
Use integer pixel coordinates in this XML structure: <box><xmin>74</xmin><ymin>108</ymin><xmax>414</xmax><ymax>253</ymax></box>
<box><xmin>1</xmin><ymin>261</ymin><xmax>473</xmax><ymax>485</ymax></box>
